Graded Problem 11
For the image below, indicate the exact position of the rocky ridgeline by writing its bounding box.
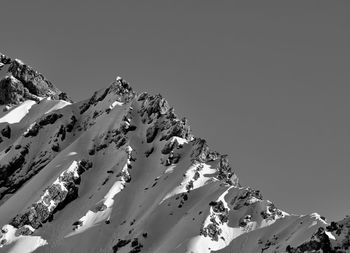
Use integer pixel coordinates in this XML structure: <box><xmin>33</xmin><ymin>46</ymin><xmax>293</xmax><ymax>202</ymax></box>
<box><xmin>8</xmin><ymin>160</ymin><xmax>92</xmax><ymax>233</ymax></box>
<box><xmin>285</xmin><ymin>218</ymin><xmax>350</xmax><ymax>253</ymax></box>
<box><xmin>79</xmin><ymin>77</ymin><xmax>135</xmax><ymax>115</ymax></box>
<box><xmin>200</xmin><ymin>200</ymin><xmax>230</xmax><ymax>241</ymax></box>
<box><xmin>0</xmin><ymin>53</ymin><xmax>71</xmax><ymax>105</ymax></box>
<box><xmin>0</xmin><ymin>144</ymin><xmax>30</xmax><ymax>199</ymax></box>
<box><xmin>138</xmin><ymin>93</ymin><xmax>191</xmax><ymax>140</ymax></box>
<box><xmin>190</xmin><ymin>138</ymin><xmax>239</xmax><ymax>186</ymax></box>
<box><xmin>1</xmin><ymin>52</ymin><xmax>349</xmax><ymax>252</ymax></box>
<box><xmin>0</xmin><ymin>111</ymin><xmax>74</xmax><ymax>201</ymax></box>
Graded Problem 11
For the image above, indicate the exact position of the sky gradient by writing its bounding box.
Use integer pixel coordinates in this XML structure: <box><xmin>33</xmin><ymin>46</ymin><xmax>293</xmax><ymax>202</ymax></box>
<box><xmin>1</xmin><ymin>1</ymin><xmax>350</xmax><ymax>221</ymax></box>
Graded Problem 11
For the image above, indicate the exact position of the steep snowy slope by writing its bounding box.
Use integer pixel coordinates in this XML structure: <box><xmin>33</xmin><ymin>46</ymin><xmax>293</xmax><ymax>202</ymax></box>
<box><xmin>0</xmin><ymin>54</ymin><xmax>349</xmax><ymax>253</ymax></box>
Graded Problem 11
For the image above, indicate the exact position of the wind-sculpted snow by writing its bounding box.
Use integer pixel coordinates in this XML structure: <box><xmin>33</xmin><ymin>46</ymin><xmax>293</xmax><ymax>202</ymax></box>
<box><xmin>0</xmin><ymin>55</ymin><xmax>348</xmax><ymax>253</ymax></box>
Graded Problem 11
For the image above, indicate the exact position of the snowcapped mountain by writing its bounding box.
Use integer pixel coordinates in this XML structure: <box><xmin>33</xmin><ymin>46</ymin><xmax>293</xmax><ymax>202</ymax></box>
<box><xmin>0</xmin><ymin>53</ymin><xmax>349</xmax><ymax>253</ymax></box>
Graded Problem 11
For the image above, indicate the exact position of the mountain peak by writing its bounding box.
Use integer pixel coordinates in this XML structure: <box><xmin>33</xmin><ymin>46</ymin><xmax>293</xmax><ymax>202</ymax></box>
<box><xmin>0</xmin><ymin>53</ymin><xmax>349</xmax><ymax>252</ymax></box>
<box><xmin>0</xmin><ymin>53</ymin><xmax>72</xmax><ymax>105</ymax></box>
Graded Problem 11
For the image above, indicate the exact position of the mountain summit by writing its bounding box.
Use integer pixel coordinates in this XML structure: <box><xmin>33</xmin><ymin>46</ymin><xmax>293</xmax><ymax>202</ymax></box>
<box><xmin>0</xmin><ymin>54</ymin><xmax>348</xmax><ymax>253</ymax></box>
<box><xmin>0</xmin><ymin>53</ymin><xmax>71</xmax><ymax>106</ymax></box>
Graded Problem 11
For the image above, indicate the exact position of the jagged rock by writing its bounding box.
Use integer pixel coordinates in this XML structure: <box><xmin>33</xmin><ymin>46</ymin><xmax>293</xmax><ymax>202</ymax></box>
<box><xmin>1</xmin><ymin>55</ymin><xmax>349</xmax><ymax>253</ymax></box>
<box><xmin>286</xmin><ymin>227</ymin><xmax>333</xmax><ymax>253</ymax></box>
<box><xmin>217</xmin><ymin>155</ymin><xmax>237</xmax><ymax>185</ymax></box>
<box><xmin>190</xmin><ymin>138</ymin><xmax>220</xmax><ymax>163</ymax></box>
<box><xmin>0</xmin><ymin>54</ymin><xmax>71</xmax><ymax>105</ymax></box>
<box><xmin>232</xmin><ymin>188</ymin><xmax>264</xmax><ymax>210</ymax></box>
<box><xmin>1</xmin><ymin>125</ymin><xmax>11</xmax><ymax>139</ymax></box>
<box><xmin>24</xmin><ymin>113</ymin><xmax>63</xmax><ymax>137</ymax></box>
<box><xmin>57</xmin><ymin>125</ymin><xmax>66</xmax><ymax>141</ymax></box>
<box><xmin>0</xmin><ymin>54</ymin><xmax>11</xmax><ymax>64</ymax></box>
<box><xmin>139</xmin><ymin>94</ymin><xmax>170</xmax><ymax>118</ymax></box>
<box><xmin>191</xmin><ymin>138</ymin><xmax>212</xmax><ymax>163</ymax></box>
<box><xmin>144</xmin><ymin>147</ymin><xmax>154</xmax><ymax>157</ymax></box>
<box><xmin>39</xmin><ymin>113</ymin><xmax>63</xmax><ymax>126</ymax></box>
<box><xmin>200</xmin><ymin>223</ymin><xmax>222</xmax><ymax>242</ymax></box>
<box><xmin>161</xmin><ymin>139</ymin><xmax>179</xmax><ymax>154</ymax></box>
<box><xmin>209</xmin><ymin>201</ymin><xmax>226</xmax><ymax>213</ymax></box>
<box><xmin>164</xmin><ymin>152</ymin><xmax>181</xmax><ymax>166</ymax></box>
<box><xmin>0</xmin><ymin>146</ymin><xmax>29</xmax><ymax>184</ymax></box>
<box><xmin>113</xmin><ymin>239</ymin><xmax>131</xmax><ymax>252</ymax></box>
<box><xmin>0</xmin><ymin>76</ymin><xmax>25</xmax><ymax>105</ymax></box>
<box><xmin>190</xmin><ymin>138</ymin><xmax>238</xmax><ymax>185</ymax></box>
<box><xmin>8</xmin><ymin>60</ymin><xmax>65</xmax><ymax>100</ymax></box>
<box><xmin>80</xmin><ymin>80</ymin><xmax>135</xmax><ymax>114</ymax></box>
<box><xmin>93</xmin><ymin>202</ymin><xmax>107</xmax><ymax>212</ymax></box>
<box><xmin>66</xmin><ymin>115</ymin><xmax>77</xmax><ymax>132</ymax></box>
<box><xmin>51</xmin><ymin>143</ymin><xmax>60</xmax><ymax>152</ymax></box>
<box><xmin>58</xmin><ymin>92</ymin><xmax>72</xmax><ymax>102</ymax></box>
<box><xmin>161</xmin><ymin>117</ymin><xmax>192</xmax><ymax>141</ymax></box>
<box><xmin>14</xmin><ymin>226</ymin><xmax>33</xmax><ymax>236</ymax></box>
<box><xmin>239</xmin><ymin>215</ymin><xmax>251</xmax><ymax>227</ymax></box>
<box><xmin>146</xmin><ymin>125</ymin><xmax>159</xmax><ymax>143</ymax></box>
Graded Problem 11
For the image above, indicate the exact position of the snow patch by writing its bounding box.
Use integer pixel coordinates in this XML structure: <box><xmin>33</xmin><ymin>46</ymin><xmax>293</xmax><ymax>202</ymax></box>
<box><xmin>110</xmin><ymin>101</ymin><xmax>123</xmax><ymax>110</ymax></box>
<box><xmin>0</xmin><ymin>225</ymin><xmax>47</xmax><ymax>253</ymax></box>
<box><xmin>0</xmin><ymin>100</ymin><xmax>36</xmax><ymax>124</ymax></box>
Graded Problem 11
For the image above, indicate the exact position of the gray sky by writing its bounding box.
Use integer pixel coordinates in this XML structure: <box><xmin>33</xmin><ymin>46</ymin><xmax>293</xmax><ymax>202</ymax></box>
<box><xmin>1</xmin><ymin>1</ymin><xmax>350</xmax><ymax>221</ymax></box>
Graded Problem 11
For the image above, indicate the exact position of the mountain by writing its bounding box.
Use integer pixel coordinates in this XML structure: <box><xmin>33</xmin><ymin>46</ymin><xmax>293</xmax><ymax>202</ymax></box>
<box><xmin>0</xmin><ymin>53</ymin><xmax>348</xmax><ymax>253</ymax></box>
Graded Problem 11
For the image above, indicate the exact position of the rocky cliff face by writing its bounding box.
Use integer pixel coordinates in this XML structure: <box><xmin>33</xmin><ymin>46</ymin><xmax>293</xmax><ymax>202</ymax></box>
<box><xmin>0</xmin><ymin>54</ymin><xmax>348</xmax><ymax>253</ymax></box>
<box><xmin>0</xmin><ymin>53</ymin><xmax>71</xmax><ymax>105</ymax></box>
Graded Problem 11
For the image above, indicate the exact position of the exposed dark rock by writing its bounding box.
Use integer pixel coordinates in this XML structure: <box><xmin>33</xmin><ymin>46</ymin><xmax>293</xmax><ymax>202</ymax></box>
<box><xmin>58</xmin><ymin>92</ymin><xmax>73</xmax><ymax>102</ymax></box>
<box><xmin>51</xmin><ymin>143</ymin><xmax>60</xmax><ymax>152</ymax></box>
<box><xmin>115</xmin><ymin>136</ymin><xmax>127</xmax><ymax>149</ymax></box>
<box><xmin>66</xmin><ymin>115</ymin><xmax>77</xmax><ymax>132</ymax></box>
<box><xmin>57</xmin><ymin>125</ymin><xmax>66</xmax><ymax>141</ymax></box>
<box><xmin>0</xmin><ymin>146</ymin><xmax>29</xmax><ymax>185</ymax></box>
<box><xmin>24</xmin><ymin>124</ymin><xmax>41</xmax><ymax>137</ymax></box>
<box><xmin>1</xmin><ymin>125</ymin><xmax>11</xmax><ymax>139</ymax></box>
<box><xmin>0</xmin><ymin>76</ymin><xmax>25</xmax><ymax>105</ymax></box>
<box><xmin>39</xmin><ymin>113</ymin><xmax>63</xmax><ymax>126</ymax></box>
<box><xmin>14</xmin><ymin>226</ymin><xmax>33</xmax><ymax>236</ymax></box>
<box><xmin>24</xmin><ymin>113</ymin><xmax>63</xmax><ymax>137</ymax></box>
<box><xmin>161</xmin><ymin>139</ymin><xmax>180</xmax><ymax>155</ymax></box>
<box><xmin>0</xmin><ymin>54</ymin><xmax>11</xmax><ymax>65</ymax></box>
<box><xmin>144</xmin><ymin>147</ymin><xmax>154</xmax><ymax>157</ymax></box>
<box><xmin>209</xmin><ymin>201</ymin><xmax>226</xmax><ymax>213</ymax></box>
<box><xmin>191</xmin><ymin>138</ymin><xmax>238</xmax><ymax>185</ymax></box>
<box><xmin>80</xmin><ymin>79</ymin><xmax>135</xmax><ymax>114</ymax></box>
<box><xmin>200</xmin><ymin>223</ymin><xmax>222</xmax><ymax>241</ymax></box>
<box><xmin>0</xmin><ymin>54</ymin><xmax>71</xmax><ymax>105</ymax></box>
<box><xmin>112</xmin><ymin>239</ymin><xmax>131</xmax><ymax>252</ymax></box>
<box><xmin>164</xmin><ymin>152</ymin><xmax>181</xmax><ymax>166</ymax></box>
<box><xmin>10</xmin><ymin>160</ymin><xmax>87</xmax><ymax>229</ymax></box>
<box><xmin>286</xmin><ymin>227</ymin><xmax>334</xmax><ymax>253</ymax></box>
<box><xmin>191</xmin><ymin>138</ymin><xmax>217</xmax><ymax>163</ymax></box>
<box><xmin>77</xmin><ymin>159</ymin><xmax>93</xmax><ymax>174</ymax></box>
<box><xmin>217</xmin><ymin>155</ymin><xmax>237</xmax><ymax>185</ymax></box>
<box><xmin>139</xmin><ymin>94</ymin><xmax>170</xmax><ymax>118</ymax></box>
<box><xmin>146</xmin><ymin>125</ymin><xmax>159</xmax><ymax>143</ymax></box>
<box><xmin>93</xmin><ymin>202</ymin><xmax>107</xmax><ymax>212</ymax></box>
<box><xmin>161</xmin><ymin>117</ymin><xmax>191</xmax><ymax>141</ymax></box>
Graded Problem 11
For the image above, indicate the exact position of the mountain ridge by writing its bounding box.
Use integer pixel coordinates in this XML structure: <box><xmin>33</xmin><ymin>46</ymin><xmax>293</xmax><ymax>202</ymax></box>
<box><xmin>0</xmin><ymin>53</ymin><xmax>348</xmax><ymax>253</ymax></box>
<box><xmin>0</xmin><ymin>53</ymin><xmax>72</xmax><ymax>106</ymax></box>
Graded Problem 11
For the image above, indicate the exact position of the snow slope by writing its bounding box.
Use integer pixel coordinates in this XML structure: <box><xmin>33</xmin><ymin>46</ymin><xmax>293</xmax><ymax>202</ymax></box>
<box><xmin>0</xmin><ymin>55</ymin><xmax>348</xmax><ymax>253</ymax></box>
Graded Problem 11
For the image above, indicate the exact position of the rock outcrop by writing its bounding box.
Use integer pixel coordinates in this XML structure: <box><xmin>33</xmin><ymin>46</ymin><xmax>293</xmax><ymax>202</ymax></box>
<box><xmin>0</xmin><ymin>53</ymin><xmax>348</xmax><ymax>253</ymax></box>
<box><xmin>0</xmin><ymin>53</ymin><xmax>72</xmax><ymax>105</ymax></box>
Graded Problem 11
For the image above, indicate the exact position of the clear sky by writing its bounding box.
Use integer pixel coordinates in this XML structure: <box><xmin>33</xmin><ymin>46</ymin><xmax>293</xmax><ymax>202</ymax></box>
<box><xmin>1</xmin><ymin>1</ymin><xmax>350</xmax><ymax>221</ymax></box>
